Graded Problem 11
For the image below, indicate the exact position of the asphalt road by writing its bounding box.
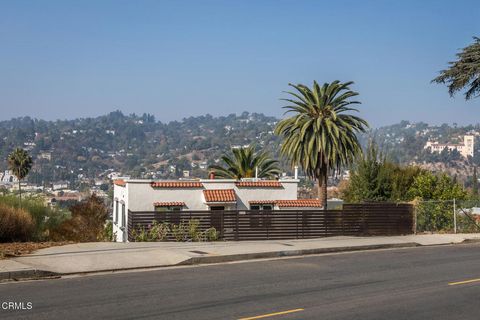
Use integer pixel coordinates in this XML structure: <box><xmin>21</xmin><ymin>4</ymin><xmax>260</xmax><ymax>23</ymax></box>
<box><xmin>1</xmin><ymin>243</ymin><xmax>480</xmax><ymax>320</ymax></box>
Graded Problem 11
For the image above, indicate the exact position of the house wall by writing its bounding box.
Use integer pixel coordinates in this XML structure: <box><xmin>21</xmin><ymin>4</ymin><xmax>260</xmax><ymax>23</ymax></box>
<box><xmin>112</xmin><ymin>179</ymin><xmax>300</xmax><ymax>242</ymax></box>
<box><xmin>127</xmin><ymin>180</ymin><xmax>207</xmax><ymax>211</ymax></box>
<box><xmin>113</xmin><ymin>183</ymin><xmax>128</xmax><ymax>242</ymax></box>
<box><xmin>232</xmin><ymin>182</ymin><xmax>298</xmax><ymax>210</ymax></box>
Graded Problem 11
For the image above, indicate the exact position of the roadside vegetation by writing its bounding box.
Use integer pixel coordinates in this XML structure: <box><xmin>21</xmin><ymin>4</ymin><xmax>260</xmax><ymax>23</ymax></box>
<box><xmin>131</xmin><ymin>220</ymin><xmax>219</xmax><ymax>242</ymax></box>
<box><xmin>0</xmin><ymin>148</ymin><xmax>113</xmax><ymax>258</ymax></box>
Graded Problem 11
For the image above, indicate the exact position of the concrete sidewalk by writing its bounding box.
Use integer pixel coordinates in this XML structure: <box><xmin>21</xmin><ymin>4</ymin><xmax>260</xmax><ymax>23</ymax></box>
<box><xmin>2</xmin><ymin>233</ymin><xmax>480</xmax><ymax>281</ymax></box>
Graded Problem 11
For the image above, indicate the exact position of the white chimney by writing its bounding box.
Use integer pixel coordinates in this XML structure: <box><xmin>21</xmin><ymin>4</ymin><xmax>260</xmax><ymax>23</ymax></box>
<box><xmin>294</xmin><ymin>166</ymin><xmax>298</xmax><ymax>180</ymax></box>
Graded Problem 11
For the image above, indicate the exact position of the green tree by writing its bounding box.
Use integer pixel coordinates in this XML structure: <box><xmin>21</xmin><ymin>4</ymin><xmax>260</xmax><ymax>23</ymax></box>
<box><xmin>343</xmin><ymin>142</ymin><xmax>392</xmax><ymax>202</ymax></box>
<box><xmin>208</xmin><ymin>145</ymin><xmax>281</xmax><ymax>179</ymax></box>
<box><xmin>7</xmin><ymin>148</ymin><xmax>33</xmax><ymax>204</ymax></box>
<box><xmin>432</xmin><ymin>37</ymin><xmax>480</xmax><ymax>100</ymax></box>
<box><xmin>342</xmin><ymin>141</ymin><xmax>423</xmax><ymax>203</ymax></box>
<box><xmin>275</xmin><ymin>81</ymin><xmax>368</xmax><ymax>207</ymax></box>
<box><xmin>409</xmin><ymin>171</ymin><xmax>468</xmax><ymax>232</ymax></box>
<box><xmin>409</xmin><ymin>172</ymin><xmax>467</xmax><ymax>201</ymax></box>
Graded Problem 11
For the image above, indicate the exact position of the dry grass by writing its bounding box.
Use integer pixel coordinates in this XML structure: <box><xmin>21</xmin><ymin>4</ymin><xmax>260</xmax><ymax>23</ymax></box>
<box><xmin>0</xmin><ymin>242</ymin><xmax>73</xmax><ymax>259</ymax></box>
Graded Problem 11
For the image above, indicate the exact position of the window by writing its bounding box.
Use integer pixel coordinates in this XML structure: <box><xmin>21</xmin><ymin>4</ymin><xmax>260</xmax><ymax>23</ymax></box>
<box><xmin>250</xmin><ymin>204</ymin><xmax>274</xmax><ymax>210</ymax></box>
<box><xmin>210</xmin><ymin>206</ymin><xmax>225</xmax><ymax>211</ymax></box>
<box><xmin>115</xmin><ymin>201</ymin><xmax>119</xmax><ymax>224</ymax></box>
<box><xmin>155</xmin><ymin>206</ymin><xmax>182</xmax><ymax>212</ymax></box>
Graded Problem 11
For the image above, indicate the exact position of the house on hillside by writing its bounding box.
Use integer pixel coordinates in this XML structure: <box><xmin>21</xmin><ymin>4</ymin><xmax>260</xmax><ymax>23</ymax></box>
<box><xmin>112</xmin><ymin>176</ymin><xmax>335</xmax><ymax>242</ymax></box>
<box><xmin>424</xmin><ymin>135</ymin><xmax>474</xmax><ymax>158</ymax></box>
<box><xmin>0</xmin><ymin>170</ymin><xmax>18</xmax><ymax>184</ymax></box>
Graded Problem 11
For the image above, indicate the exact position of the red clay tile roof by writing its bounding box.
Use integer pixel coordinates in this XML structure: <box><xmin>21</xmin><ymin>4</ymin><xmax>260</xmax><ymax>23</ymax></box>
<box><xmin>235</xmin><ymin>181</ymin><xmax>283</xmax><ymax>188</ymax></box>
<box><xmin>203</xmin><ymin>189</ymin><xmax>236</xmax><ymax>203</ymax></box>
<box><xmin>153</xmin><ymin>201</ymin><xmax>186</xmax><ymax>207</ymax></box>
<box><xmin>275</xmin><ymin>199</ymin><xmax>323</xmax><ymax>207</ymax></box>
<box><xmin>249</xmin><ymin>200</ymin><xmax>276</xmax><ymax>204</ymax></box>
<box><xmin>150</xmin><ymin>181</ymin><xmax>203</xmax><ymax>188</ymax></box>
<box><xmin>113</xmin><ymin>179</ymin><xmax>126</xmax><ymax>187</ymax></box>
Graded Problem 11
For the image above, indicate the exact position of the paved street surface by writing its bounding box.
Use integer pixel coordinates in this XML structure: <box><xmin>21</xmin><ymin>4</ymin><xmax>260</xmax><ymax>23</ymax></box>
<box><xmin>7</xmin><ymin>234</ymin><xmax>480</xmax><ymax>275</ymax></box>
<box><xmin>1</xmin><ymin>243</ymin><xmax>480</xmax><ymax>320</ymax></box>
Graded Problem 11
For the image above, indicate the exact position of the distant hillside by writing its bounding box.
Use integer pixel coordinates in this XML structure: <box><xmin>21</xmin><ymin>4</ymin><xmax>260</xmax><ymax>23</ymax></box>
<box><xmin>0</xmin><ymin>111</ymin><xmax>283</xmax><ymax>186</ymax></box>
<box><xmin>0</xmin><ymin>112</ymin><xmax>479</xmax><ymax>187</ymax></box>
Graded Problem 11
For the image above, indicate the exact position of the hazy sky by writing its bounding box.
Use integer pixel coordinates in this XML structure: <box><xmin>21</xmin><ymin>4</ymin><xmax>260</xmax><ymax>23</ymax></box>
<box><xmin>1</xmin><ymin>0</ymin><xmax>479</xmax><ymax>127</ymax></box>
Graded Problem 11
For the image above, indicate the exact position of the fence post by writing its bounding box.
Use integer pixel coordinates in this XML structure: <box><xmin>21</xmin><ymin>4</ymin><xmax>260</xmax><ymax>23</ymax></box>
<box><xmin>453</xmin><ymin>198</ymin><xmax>457</xmax><ymax>234</ymax></box>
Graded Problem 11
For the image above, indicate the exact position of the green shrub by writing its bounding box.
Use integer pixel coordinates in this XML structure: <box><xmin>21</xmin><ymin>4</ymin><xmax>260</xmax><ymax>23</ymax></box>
<box><xmin>0</xmin><ymin>194</ymin><xmax>68</xmax><ymax>241</ymax></box>
<box><xmin>188</xmin><ymin>219</ymin><xmax>203</xmax><ymax>241</ymax></box>
<box><xmin>0</xmin><ymin>203</ymin><xmax>36</xmax><ymax>242</ymax></box>
<box><xmin>131</xmin><ymin>219</ymin><xmax>220</xmax><ymax>242</ymax></box>
<box><xmin>131</xmin><ymin>221</ymin><xmax>170</xmax><ymax>242</ymax></box>
<box><xmin>100</xmin><ymin>220</ymin><xmax>116</xmax><ymax>241</ymax></box>
<box><xmin>131</xmin><ymin>225</ymin><xmax>151</xmax><ymax>242</ymax></box>
<box><xmin>171</xmin><ymin>222</ymin><xmax>189</xmax><ymax>242</ymax></box>
<box><xmin>204</xmin><ymin>227</ymin><xmax>219</xmax><ymax>241</ymax></box>
<box><xmin>150</xmin><ymin>221</ymin><xmax>170</xmax><ymax>241</ymax></box>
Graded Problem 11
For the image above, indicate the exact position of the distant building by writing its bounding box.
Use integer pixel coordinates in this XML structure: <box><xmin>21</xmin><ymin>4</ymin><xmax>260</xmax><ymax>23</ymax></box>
<box><xmin>52</xmin><ymin>181</ymin><xmax>69</xmax><ymax>191</ymax></box>
<box><xmin>424</xmin><ymin>135</ymin><xmax>474</xmax><ymax>158</ymax></box>
<box><xmin>38</xmin><ymin>151</ymin><xmax>52</xmax><ymax>161</ymax></box>
<box><xmin>0</xmin><ymin>170</ymin><xmax>18</xmax><ymax>184</ymax></box>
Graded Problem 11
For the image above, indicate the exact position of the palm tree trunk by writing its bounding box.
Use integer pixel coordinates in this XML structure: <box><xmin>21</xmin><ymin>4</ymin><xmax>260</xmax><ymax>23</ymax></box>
<box><xmin>323</xmin><ymin>172</ymin><xmax>328</xmax><ymax>210</ymax></box>
<box><xmin>318</xmin><ymin>174</ymin><xmax>328</xmax><ymax>210</ymax></box>
<box><xmin>18</xmin><ymin>179</ymin><xmax>22</xmax><ymax>208</ymax></box>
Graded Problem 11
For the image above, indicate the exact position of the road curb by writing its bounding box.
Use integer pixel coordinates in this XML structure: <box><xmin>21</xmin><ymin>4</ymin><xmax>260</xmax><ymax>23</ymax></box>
<box><xmin>0</xmin><ymin>269</ymin><xmax>59</xmax><ymax>282</ymax></box>
<box><xmin>178</xmin><ymin>242</ymin><xmax>420</xmax><ymax>265</ymax></box>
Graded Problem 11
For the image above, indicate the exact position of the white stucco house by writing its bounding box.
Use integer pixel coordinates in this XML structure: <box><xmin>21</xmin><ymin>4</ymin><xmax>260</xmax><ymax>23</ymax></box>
<box><xmin>112</xmin><ymin>177</ymin><xmax>329</xmax><ymax>242</ymax></box>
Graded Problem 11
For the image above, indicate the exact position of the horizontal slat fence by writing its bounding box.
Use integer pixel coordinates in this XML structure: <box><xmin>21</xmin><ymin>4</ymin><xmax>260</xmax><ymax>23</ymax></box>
<box><xmin>128</xmin><ymin>203</ymin><xmax>413</xmax><ymax>241</ymax></box>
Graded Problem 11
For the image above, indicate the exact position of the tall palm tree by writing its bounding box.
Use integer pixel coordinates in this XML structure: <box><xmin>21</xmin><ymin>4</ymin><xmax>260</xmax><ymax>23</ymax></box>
<box><xmin>209</xmin><ymin>145</ymin><xmax>281</xmax><ymax>179</ymax></box>
<box><xmin>8</xmin><ymin>148</ymin><xmax>33</xmax><ymax>204</ymax></box>
<box><xmin>432</xmin><ymin>37</ymin><xmax>480</xmax><ymax>100</ymax></box>
<box><xmin>275</xmin><ymin>80</ymin><xmax>369</xmax><ymax>208</ymax></box>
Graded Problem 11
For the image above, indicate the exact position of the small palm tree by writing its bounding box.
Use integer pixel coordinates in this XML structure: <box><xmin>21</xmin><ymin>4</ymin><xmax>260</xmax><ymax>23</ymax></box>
<box><xmin>275</xmin><ymin>80</ymin><xmax>369</xmax><ymax>208</ymax></box>
<box><xmin>432</xmin><ymin>37</ymin><xmax>480</xmax><ymax>100</ymax></box>
<box><xmin>209</xmin><ymin>145</ymin><xmax>281</xmax><ymax>179</ymax></box>
<box><xmin>8</xmin><ymin>148</ymin><xmax>33</xmax><ymax>203</ymax></box>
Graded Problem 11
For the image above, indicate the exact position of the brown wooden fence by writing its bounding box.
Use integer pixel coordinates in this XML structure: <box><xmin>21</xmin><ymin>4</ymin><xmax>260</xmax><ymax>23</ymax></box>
<box><xmin>128</xmin><ymin>203</ymin><xmax>413</xmax><ymax>241</ymax></box>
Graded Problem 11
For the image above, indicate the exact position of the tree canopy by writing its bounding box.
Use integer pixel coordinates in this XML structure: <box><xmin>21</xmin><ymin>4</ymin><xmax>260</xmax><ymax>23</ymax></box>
<box><xmin>208</xmin><ymin>145</ymin><xmax>281</xmax><ymax>179</ymax></box>
<box><xmin>275</xmin><ymin>80</ymin><xmax>368</xmax><ymax>207</ymax></box>
<box><xmin>433</xmin><ymin>37</ymin><xmax>480</xmax><ymax>100</ymax></box>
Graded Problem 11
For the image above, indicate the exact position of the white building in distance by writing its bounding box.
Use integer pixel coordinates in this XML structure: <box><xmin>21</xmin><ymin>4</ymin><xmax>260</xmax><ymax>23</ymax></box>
<box><xmin>424</xmin><ymin>135</ymin><xmax>474</xmax><ymax>158</ymax></box>
<box><xmin>0</xmin><ymin>170</ymin><xmax>19</xmax><ymax>184</ymax></box>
